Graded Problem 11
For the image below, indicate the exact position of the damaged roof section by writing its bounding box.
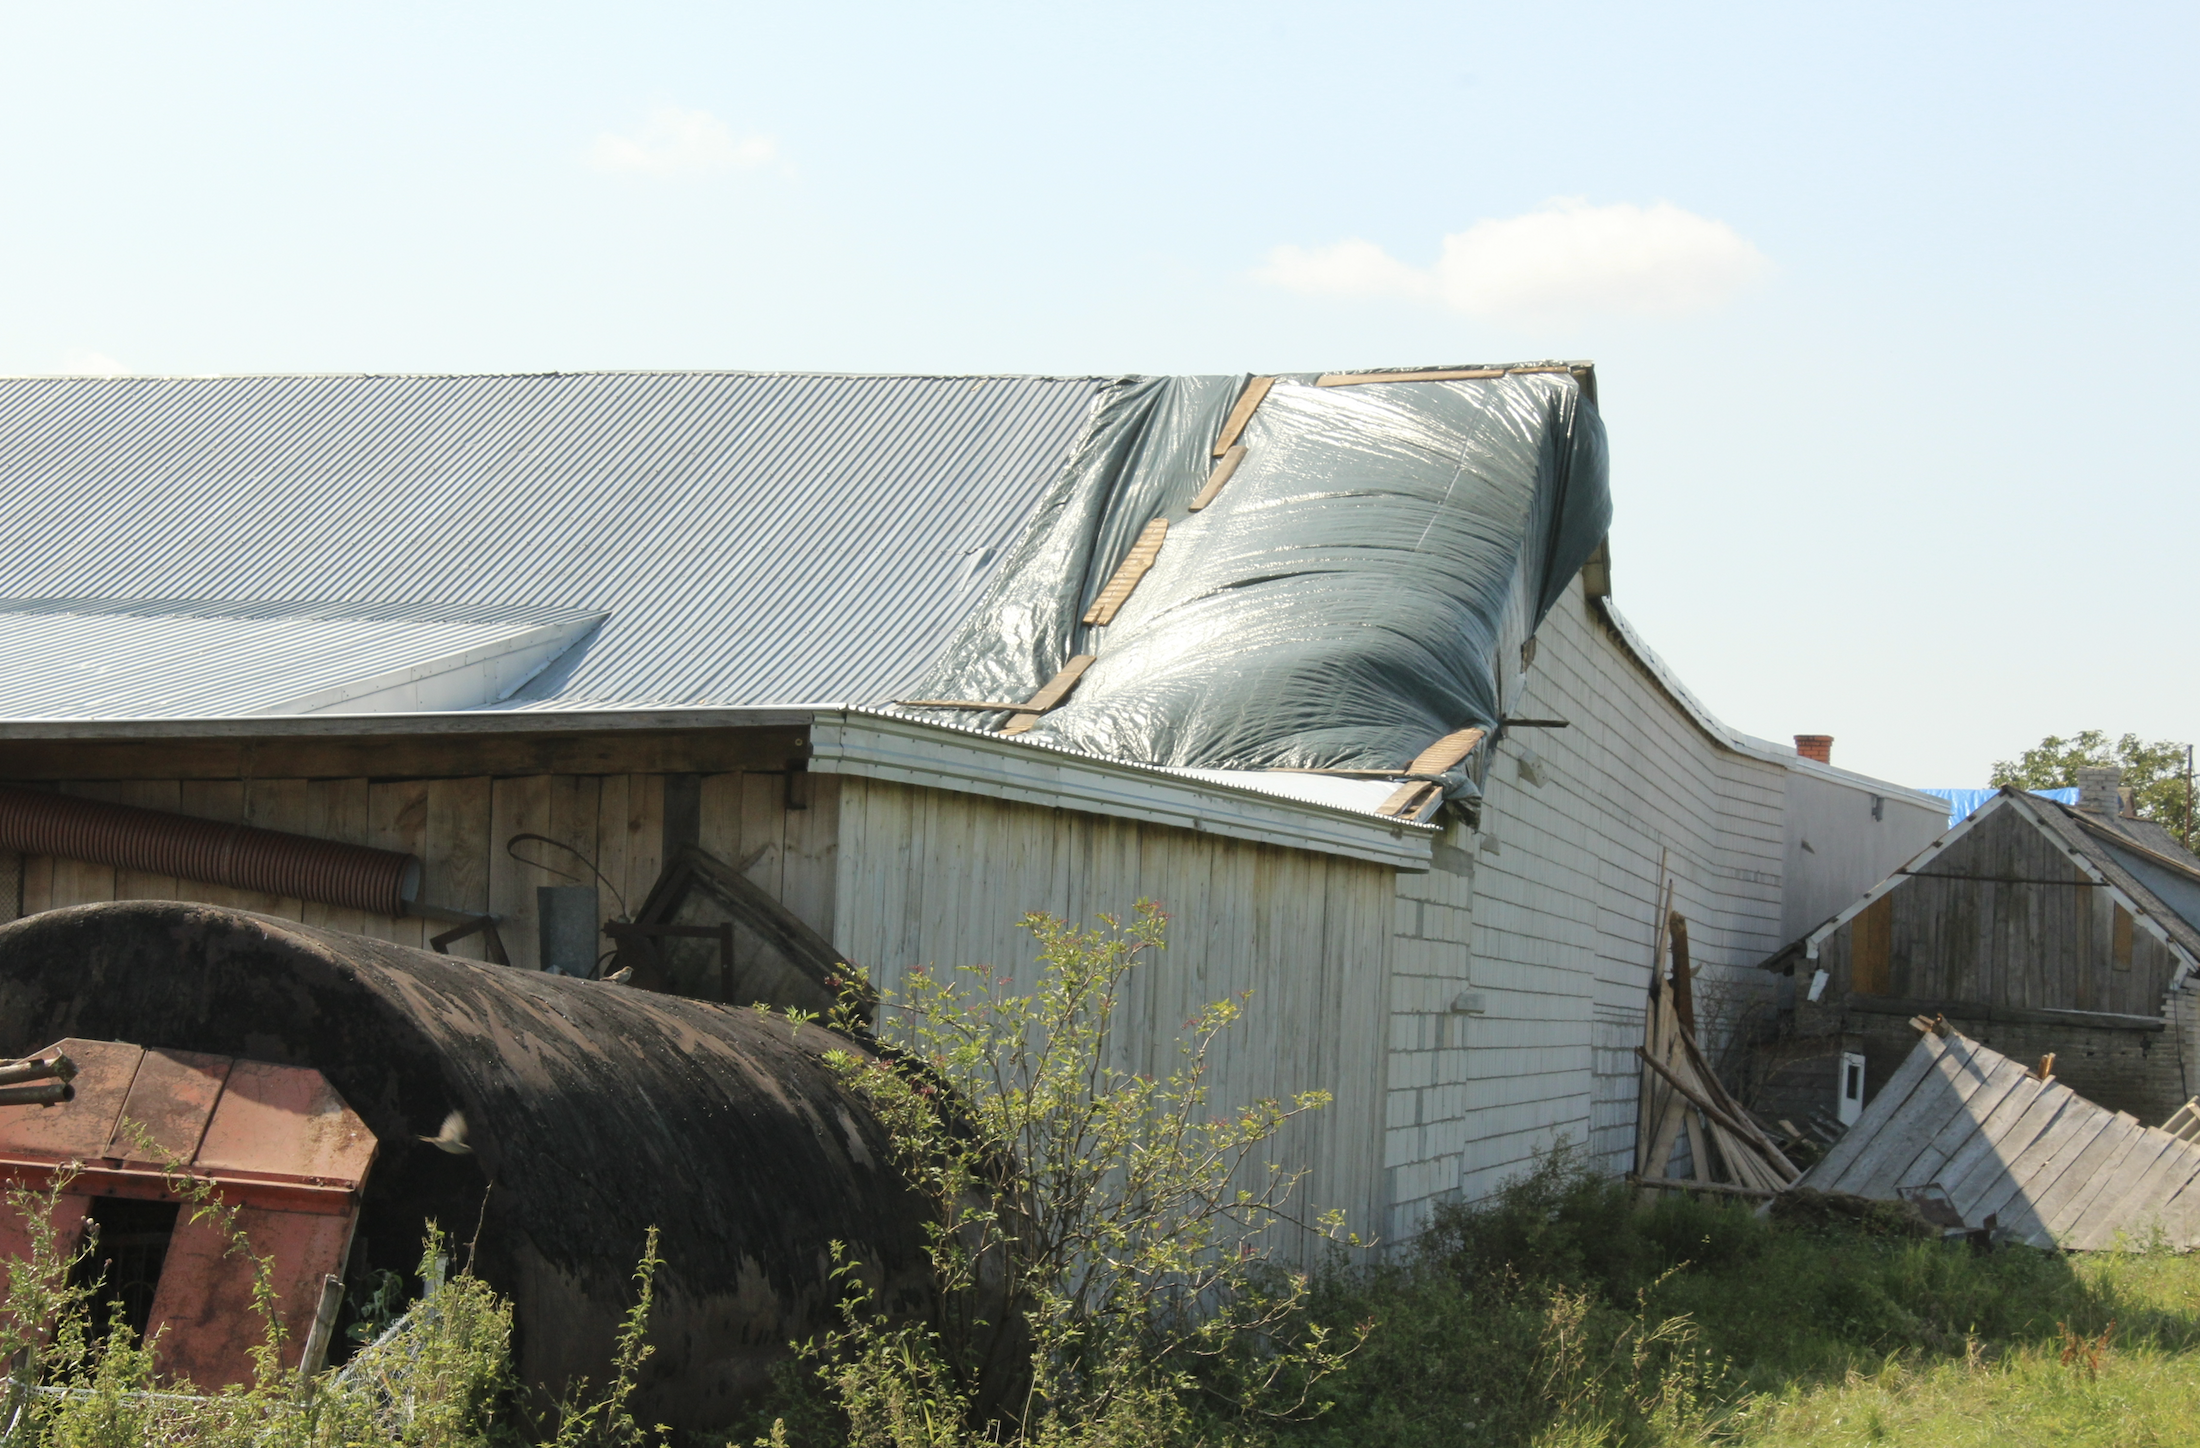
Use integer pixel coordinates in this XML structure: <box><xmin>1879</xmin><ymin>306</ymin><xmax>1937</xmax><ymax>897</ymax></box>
<box><xmin>1797</xmin><ymin>1025</ymin><xmax>2200</xmax><ymax>1251</ymax></box>
<box><xmin>898</xmin><ymin>367</ymin><xmax>1611</xmax><ymax>775</ymax></box>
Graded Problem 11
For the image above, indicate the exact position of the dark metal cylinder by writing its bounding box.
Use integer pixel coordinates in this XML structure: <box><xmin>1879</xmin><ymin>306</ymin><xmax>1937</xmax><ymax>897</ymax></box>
<box><xmin>0</xmin><ymin>787</ymin><xmax>420</xmax><ymax>916</ymax></box>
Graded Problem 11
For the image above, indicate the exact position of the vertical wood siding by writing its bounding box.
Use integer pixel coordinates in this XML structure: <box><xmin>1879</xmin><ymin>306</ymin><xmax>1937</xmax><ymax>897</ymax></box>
<box><xmin>1</xmin><ymin>770</ymin><xmax>835</xmax><ymax>974</ymax></box>
<box><xmin>1818</xmin><ymin>804</ymin><xmax>2177</xmax><ymax>1018</ymax></box>
<box><xmin>831</xmin><ymin>775</ymin><xmax>1394</xmax><ymax>1257</ymax></box>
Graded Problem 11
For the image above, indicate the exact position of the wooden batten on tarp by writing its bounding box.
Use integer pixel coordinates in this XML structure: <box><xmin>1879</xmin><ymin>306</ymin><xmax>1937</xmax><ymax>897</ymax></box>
<box><xmin>1189</xmin><ymin>446</ymin><xmax>1247</xmax><ymax>512</ymax></box>
<box><xmin>1375</xmin><ymin>727</ymin><xmax>1486</xmax><ymax>821</ymax></box>
<box><xmin>1001</xmin><ymin>654</ymin><xmax>1097</xmax><ymax>736</ymax></box>
<box><xmin>1081</xmin><ymin>519</ymin><xmax>1170</xmax><ymax>627</ymax></box>
<box><xmin>1211</xmin><ymin>377</ymin><xmax>1274</xmax><ymax>456</ymax></box>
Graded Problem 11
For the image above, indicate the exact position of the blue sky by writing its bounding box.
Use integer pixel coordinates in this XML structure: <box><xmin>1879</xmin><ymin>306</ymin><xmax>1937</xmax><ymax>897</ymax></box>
<box><xmin>3</xmin><ymin>2</ymin><xmax>2191</xmax><ymax>788</ymax></box>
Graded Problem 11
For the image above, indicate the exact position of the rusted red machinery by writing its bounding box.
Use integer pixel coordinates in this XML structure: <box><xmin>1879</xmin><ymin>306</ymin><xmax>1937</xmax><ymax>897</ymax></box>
<box><xmin>0</xmin><ymin>900</ymin><xmax>929</xmax><ymax>1430</ymax></box>
<box><xmin>0</xmin><ymin>1041</ymin><xmax>375</xmax><ymax>1388</ymax></box>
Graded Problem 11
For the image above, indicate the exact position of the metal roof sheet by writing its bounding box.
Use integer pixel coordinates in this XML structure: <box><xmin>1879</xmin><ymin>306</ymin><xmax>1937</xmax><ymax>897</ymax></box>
<box><xmin>0</xmin><ymin>371</ymin><xmax>1109</xmax><ymax>714</ymax></box>
<box><xmin>0</xmin><ymin>598</ymin><xmax>605</xmax><ymax>718</ymax></box>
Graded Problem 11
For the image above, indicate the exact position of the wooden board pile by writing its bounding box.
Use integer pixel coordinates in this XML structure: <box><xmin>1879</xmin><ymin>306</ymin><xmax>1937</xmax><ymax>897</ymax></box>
<box><xmin>1794</xmin><ymin>1023</ymin><xmax>2200</xmax><ymax>1250</ymax></box>
<box><xmin>1633</xmin><ymin>901</ymin><xmax>1802</xmax><ymax>1199</ymax></box>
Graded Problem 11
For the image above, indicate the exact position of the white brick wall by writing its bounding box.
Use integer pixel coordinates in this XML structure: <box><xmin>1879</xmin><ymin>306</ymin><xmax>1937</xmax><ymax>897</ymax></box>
<box><xmin>1383</xmin><ymin>580</ymin><xmax>1790</xmax><ymax>1238</ymax></box>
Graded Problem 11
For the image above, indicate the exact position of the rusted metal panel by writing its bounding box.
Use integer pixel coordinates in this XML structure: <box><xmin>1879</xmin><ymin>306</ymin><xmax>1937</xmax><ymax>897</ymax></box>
<box><xmin>0</xmin><ymin>1032</ymin><xmax>379</xmax><ymax>1386</ymax></box>
<box><xmin>195</xmin><ymin>1059</ymin><xmax>376</xmax><ymax>1192</ymax></box>
<box><xmin>109</xmin><ymin>1049</ymin><xmax>232</xmax><ymax>1165</ymax></box>
<box><xmin>146</xmin><ymin>1205</ymin><xmax>358</xmax><ymax>1389</ymax></box>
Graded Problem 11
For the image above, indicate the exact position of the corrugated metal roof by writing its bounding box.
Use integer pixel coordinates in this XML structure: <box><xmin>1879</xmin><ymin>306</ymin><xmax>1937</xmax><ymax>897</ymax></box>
<box><xmin>0</xmin><ymin>371</ymin><xmax>1110</xmax><ymax>714</ymax></box>
<box><xmin>0</xmin><ymin>599</ymin><xmax>604</xmax><ymax>718</ymax></box>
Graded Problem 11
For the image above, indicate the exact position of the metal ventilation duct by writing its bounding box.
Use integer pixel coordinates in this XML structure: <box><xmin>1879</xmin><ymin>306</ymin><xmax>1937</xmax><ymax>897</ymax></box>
<box><xmin>0</xmin><ymin>787</ymin><xmax>420</xmax><ymax>916</ymax></box>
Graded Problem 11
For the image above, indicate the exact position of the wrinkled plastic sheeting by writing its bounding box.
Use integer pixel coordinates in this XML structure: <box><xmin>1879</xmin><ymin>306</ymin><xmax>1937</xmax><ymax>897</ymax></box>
<box><xmin>901</xmin><ymin>371</ymin><xmax>1611</xmax><ymax>776</ymax></box>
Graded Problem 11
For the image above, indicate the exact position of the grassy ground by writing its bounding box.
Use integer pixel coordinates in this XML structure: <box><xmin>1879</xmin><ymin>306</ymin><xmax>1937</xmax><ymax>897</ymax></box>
<box><xmin>1253</xmin><ymin>1148</ymin><xmax>2200</xmax><ymax>1448</ymax></box>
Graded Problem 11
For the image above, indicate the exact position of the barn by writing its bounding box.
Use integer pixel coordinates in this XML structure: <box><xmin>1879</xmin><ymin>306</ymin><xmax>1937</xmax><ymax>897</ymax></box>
<box><xmin>0</xmin><ymin>363</ymin><xmax>1944</xmax><ymax>1260</ymax></box>
<box><xmin>1759</xmin><ymin>767</ymin><xmax>2200</xmax><ymax>1132</ymax></box>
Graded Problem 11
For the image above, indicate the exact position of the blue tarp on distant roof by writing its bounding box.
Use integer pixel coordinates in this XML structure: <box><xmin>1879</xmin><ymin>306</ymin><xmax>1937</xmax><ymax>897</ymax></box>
<box><xmin>1924</xmin><ymin>787</ymin><xmax>2079</xmax><ymax>825</ymax></box>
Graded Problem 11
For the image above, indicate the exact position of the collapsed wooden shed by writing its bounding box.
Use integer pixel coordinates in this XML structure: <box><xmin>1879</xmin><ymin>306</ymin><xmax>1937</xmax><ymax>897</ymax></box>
<box><xmin>1795</xmin><ymin>1023</ymin><xmax>2200</xmax><ymax>1251</ymax></box>
<box><xmin>1757</xmin><ymin>774</ymin><xmax>2200</xmax><ymax>1132</ymax></box>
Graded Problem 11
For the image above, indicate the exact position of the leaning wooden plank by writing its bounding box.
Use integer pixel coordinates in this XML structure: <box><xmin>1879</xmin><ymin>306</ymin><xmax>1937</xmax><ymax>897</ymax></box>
<box><xmin>1637</xmin><ymin>1047</ymin><xmax>1779</xmax><ymax>1174</ymax></box>
<box><xmin>1315</xmin><ymin>368</ymin><xmax>1506</xmax><ymax>387</ymax></box>
<box><xmin>2040</xmin><ymin>1116</ymin><xmax>2149</xmax><ymax>1241</ymax></box>
<box><xmin>1212</xmin><ymin>377</ymin><xmax>1275</xmax><ymax>455</ymax></box>
<box><xmin>1630</xmin><ymin>1174</ymin><xmax>1776</xmax><ymax>1200</ymax></box>
<box><xmin>1861</xmin><ymin>1037</ymin><xmax>2007</xmax><ymax>1195</ymax></box>
<box><xmin>1803</xmin><ymin>1032</ymin><xmax>1948</xmax><ymax>1187</ymax></box>
<box><xmin>1000</xmin><ymin>655</ymin><xmax>1098</xmax><ymax>736</ymax></box>
<box><xmin>2063</xmin><ymin>1129</ymin><xmax>2175</xmax><ymax>1249</ymax></box>
<box><xmin>1902</xmin><ymin>1054</ymin><xmax>2030</xmax><ymax>1194</ymax></box>
<box><xmin>2085</xmin><ymin>1136</ymin><xmax>2200</xmax><ymax>1249</ymax></box>
<box><xmin>1639</xmin><ymin>1093</ymin><xmax>1692</xmax><ymax>1197</ymax></box>
<box><xmin>1082</xmin><ymin>519</ymin><xmax>1170</xmax><ymax>626</ymax></box>
<box><xmin>1188</xmin><ymin>445</ymin><xmax>1247</xmax><ymax>511</ymax></box>
<box><xmin>1677</xmin><ymin>1025</ymin><xmax>1796</xmax><ymax>1178</ymax></box>
<box><xmin>1940</xmin><ymin>1083</ymin><xmax>2064</xmax><ymax>1221</ymax></box>
<box><xmin>1832</xmin><ymin>1039</ymin><xmax>1976</xmax><ymax>1196</ymax></box>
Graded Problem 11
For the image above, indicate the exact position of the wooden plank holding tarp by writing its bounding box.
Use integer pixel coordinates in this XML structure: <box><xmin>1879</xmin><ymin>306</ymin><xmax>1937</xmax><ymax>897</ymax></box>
<box><xmin>1790</xmin><ymin>1025</ymin><xmax>2200</xmax><ymax>1249</ymax></box>
<box><xmin>1001</xmin><ymin>655</ymin><xmax>1097</xmax><ymax>736</ymax></box>
<box><xmin>1212</xmin><ymin>377</ymin><xmax>1275</xmax><ymax>455</ymax></box>
<box><xmin>1082</xmin><ymin>520</ymin><xmax>1169</xmax><ymax>626</ymax></box>
<box><xmin>1375</xmin><ymin>727</ymin><xmax>1486</xmax><ymax>821</ymax></box>
<box><xmin>1189</xmin><ymin>446</ymin><xmax>1247</xmax><ymax>512</ymax></box>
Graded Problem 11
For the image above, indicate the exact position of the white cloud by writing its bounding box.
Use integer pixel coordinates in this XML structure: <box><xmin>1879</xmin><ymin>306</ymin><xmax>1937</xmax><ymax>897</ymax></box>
<box><xmin>585</xmin><ymin>106</ymin><xmax>777</xmax><ymax>177</ymax></box>
<box><xmin>1256</xmin><ymin>199</ymin><xmax>1770</xmax><ymax>324</ymax></box>
<box><xmin>59</xmin><ymin>348</ymin><xmax>127</xmax><ymax>376</ymax></box>
<box><xmin>1254</xmin><ymin>238</ymin><xmax>1432</xmax><ymax>302</ymax></box>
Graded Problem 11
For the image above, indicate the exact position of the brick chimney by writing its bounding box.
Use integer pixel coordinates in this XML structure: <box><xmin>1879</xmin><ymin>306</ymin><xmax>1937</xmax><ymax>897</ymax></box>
<box><xmin>2076</xmin><ymin>765</ymin><xmax>2122</xmax><ymax>813</ymax></box>
<box><xmin>1794</xmin><ymin>735</ymin><xmax>1833</xmax><ymax>764</ymax></box>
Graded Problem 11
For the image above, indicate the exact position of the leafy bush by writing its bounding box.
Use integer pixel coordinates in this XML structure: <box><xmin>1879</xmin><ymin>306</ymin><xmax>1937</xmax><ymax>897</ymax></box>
<box><xmin>758</xmin><ymin>901</ymin><xmax>1365</xmax><ymax>1448</ymax></box>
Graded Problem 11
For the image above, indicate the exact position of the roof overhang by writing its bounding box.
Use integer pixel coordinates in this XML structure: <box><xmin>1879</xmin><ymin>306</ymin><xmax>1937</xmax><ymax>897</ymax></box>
<box><xmin>0</xmin><ymin>705</ymin><xmax>1436</xmax><ymax>872</ymax></box>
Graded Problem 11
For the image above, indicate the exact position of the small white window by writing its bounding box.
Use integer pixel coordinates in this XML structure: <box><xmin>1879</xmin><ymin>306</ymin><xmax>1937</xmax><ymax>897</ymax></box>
<box><xmin>1838</xmin><ymin>1052</ymin><xmax>1867</xmax><ymax>1126</ymax></box>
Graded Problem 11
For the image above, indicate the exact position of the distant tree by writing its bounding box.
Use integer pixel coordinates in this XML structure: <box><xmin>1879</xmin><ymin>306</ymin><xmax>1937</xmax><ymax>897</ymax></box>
<box><xmin>1992</xmin><ymin>730</ymin><xmax>2194</xmax><ymax>845</ymax></box>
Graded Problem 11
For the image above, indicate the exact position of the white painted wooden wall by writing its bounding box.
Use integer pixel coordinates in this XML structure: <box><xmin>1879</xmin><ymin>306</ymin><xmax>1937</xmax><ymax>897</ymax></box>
<box><xmin>829</xmin><ymin>775</ymin><xmax>1396</xmax><ymax>1255</ymax></box>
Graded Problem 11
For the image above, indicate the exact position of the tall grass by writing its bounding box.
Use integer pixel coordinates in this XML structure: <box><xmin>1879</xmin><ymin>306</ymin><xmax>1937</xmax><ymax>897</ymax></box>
<box><xmin>1258</xmin><ymin>1143</ymin><xmax>2200</xmax><ymax>1448</ymax></box>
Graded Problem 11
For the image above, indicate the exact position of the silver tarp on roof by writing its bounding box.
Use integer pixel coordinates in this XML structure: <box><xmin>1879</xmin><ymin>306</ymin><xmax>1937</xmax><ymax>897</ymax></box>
<box><xmin>902</xmin><ymin>369</ymin><xmax>1611</xmax><ymax>774</ymax></box>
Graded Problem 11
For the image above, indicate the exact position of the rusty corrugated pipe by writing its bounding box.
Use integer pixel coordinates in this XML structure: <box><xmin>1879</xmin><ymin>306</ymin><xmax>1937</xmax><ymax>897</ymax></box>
<box><xmin>0</xmin><ymin>787</ymin><xmax>420</xmax><ymax>916</ymax></box>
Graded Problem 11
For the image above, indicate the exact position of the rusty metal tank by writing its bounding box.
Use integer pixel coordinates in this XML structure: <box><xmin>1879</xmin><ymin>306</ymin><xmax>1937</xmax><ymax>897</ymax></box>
<box><xmin>0</xmin><ymin>899</ymin><xmax>928</xmax><ymax>1430</ymax></box>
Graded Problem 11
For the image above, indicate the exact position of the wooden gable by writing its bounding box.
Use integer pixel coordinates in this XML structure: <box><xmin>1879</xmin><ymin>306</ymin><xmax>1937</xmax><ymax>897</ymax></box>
<box><xmin>1816</xmin><ymin>799</ymin><xmax>2179</xmax><ymax>1018</ymax></box>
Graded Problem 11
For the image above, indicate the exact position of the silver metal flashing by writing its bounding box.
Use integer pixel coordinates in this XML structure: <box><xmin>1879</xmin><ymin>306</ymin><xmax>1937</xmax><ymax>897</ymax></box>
<box><xmin>809</xmin><ymin>711</ymin><xmax>1437</xmax><ymax>870</ymax></box>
